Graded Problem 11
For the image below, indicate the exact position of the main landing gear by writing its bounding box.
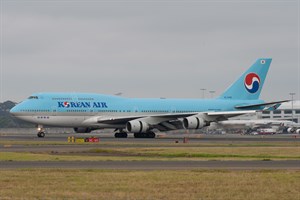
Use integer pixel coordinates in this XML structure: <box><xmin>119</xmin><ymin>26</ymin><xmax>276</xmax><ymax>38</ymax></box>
<box><xmin>134</xmin><ymin>131</ymin><xmax>156</xmax><ymax>138</ymax></box>
<box><xmin>114</xmin><ymin>129</ymin><xmax>128</xmax><ymax>138</ymax></box>
<box><xmin>114</xmin><ymin>129</ymin><xmax>156</xmax><ymax>138</ymax></box>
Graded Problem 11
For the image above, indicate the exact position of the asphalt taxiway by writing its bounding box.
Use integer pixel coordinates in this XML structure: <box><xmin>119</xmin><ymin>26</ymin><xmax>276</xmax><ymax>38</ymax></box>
<box><xmin>1</xmin><ymin>160</ymin><xmax>299</xmax><ymax>170</ymax></box>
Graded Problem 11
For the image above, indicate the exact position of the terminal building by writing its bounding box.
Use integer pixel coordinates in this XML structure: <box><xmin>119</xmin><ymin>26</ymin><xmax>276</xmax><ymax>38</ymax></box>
<box><xmin>234</xmin><ymin>101</ymin><xmax>300</xmax><ymax>123</ymax></box>
<box><xmin>261</xmin><ymin>101</ymin><xmax>300</xmax><ymax>123</ymax></box>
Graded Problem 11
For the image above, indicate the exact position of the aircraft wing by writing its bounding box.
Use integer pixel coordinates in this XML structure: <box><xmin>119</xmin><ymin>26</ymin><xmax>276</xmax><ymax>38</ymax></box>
<box><xmin>95</xmin><ymin>113</ymin><xmax>197</xmax><ymax>124</ymax></box>
<box><xmin>206</xmin><ymin>110</ymin><xmax>257</xmax><ymax>119</ymax></box>
<box><xmin>89</xmin><ymin>110</ymin><xmax>256</xmax><ymax>131</ymax></box>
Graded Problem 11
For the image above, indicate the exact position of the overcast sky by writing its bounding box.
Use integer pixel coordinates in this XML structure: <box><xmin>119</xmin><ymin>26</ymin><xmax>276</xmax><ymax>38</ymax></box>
<box><xmin>0</xmin><ymin>0</ymin><xmax>299</xmax><ymax>102</ymax></box>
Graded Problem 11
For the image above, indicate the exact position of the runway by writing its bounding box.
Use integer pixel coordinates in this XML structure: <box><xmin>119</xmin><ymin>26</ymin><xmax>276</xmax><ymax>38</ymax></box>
<box><xmin>1</xmin><ymin>160</ymin><xmax>299</xmax><ymax>170</ymax></box>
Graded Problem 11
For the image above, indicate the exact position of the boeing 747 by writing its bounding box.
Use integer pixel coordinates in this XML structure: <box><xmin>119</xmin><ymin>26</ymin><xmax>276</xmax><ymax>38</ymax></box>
<box><xmin>10</xmin><ymin>58</ymin><xmax>287</xmax><ymax>138</ymax></box>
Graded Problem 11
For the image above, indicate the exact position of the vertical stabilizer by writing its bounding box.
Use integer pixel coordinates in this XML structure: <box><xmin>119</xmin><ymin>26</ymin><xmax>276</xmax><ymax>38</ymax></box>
<box><xmin>218</xmin><ymin>58</ymin><xmax>271</xmax><ymax>100</ymax></box>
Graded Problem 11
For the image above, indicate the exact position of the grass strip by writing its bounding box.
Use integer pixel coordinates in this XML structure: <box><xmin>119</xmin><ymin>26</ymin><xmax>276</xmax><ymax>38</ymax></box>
<box><xmin>0</xmin><ymin>169</ymin><xmax>299</xmax><ymax>200</ymax></box>
<box><xmin>88</xmin><ymin>148</ymin><xmax>300</xmax><ymax>160</ymax></box>
<box><xmin>1</xmin><ymin>145</ymin><xmax>300</xmax><ymax>162</ymax></box>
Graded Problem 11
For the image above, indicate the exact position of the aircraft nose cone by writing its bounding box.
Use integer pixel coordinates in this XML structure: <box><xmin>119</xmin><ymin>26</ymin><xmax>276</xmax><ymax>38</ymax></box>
<box><xmin>10</xmin><ymin>105</ymin><xmax>19</xmax><ymax>116</ymax></box>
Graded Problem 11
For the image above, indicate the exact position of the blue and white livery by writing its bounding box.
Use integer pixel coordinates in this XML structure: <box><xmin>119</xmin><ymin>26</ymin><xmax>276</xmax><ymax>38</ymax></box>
<box><xmin>10</xmin><ymin>58</ymin><xmax>287</xmax><ymax>138</ymax></box>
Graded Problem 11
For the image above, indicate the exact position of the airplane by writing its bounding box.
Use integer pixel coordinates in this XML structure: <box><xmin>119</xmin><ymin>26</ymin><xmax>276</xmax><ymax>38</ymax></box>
<box><xmin>10</xmin><ymin>58</ymin><xmax>288</xmax><ymax>138</ymax></box>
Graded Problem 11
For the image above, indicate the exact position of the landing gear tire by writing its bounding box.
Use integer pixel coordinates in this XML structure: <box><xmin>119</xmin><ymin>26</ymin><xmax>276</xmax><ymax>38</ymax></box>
<box><xmin>114</xmin><ymin>132</ymin><xmax>128</xmax><ymax>138</ymax></box>
<box><xmin>148</xmin><ymin>131</ymin><xmax>156</xmax><ymax>138</ymax></box>
<box><xmin>134</xmin><ymin>131</ymin><xmax>156</xmax><ymax>138</ymax></box>
<box><xmin>37</xmin><ymin>132</ymin><xmax>45</xmax><ymax>138</ymax></box>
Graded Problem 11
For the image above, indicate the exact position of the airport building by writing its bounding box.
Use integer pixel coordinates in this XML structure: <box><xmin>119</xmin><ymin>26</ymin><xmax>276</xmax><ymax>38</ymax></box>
<box><xmin>261</xmin><ymin>101</ymin><xmax>300</xmax><ymax>123</ymax></box>
<box><xmin>235</xmin><ymin>101</ymin><xmax>300</xmax><ymax>123</ymax></box>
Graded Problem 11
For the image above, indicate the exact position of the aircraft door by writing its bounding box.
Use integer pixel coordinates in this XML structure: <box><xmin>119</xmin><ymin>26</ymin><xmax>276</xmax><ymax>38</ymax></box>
<box><xmin>133</xmin><ymin>106</ymin><xmax>139</xmax><ymax>113</ymax></box>
<box><xmin>170</xmin><ymin>107</ymin><xmax>176</xmax><ymax>113</ymax></box>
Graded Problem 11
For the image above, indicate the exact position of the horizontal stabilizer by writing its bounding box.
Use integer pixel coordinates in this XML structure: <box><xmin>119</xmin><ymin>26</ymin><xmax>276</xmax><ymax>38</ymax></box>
<box><xmin>264</xmin><ymin>103</ymin><xmax>282</xmax><ymax>111</ymax></box>
<box><xmin>235</xmin><ymin>100</ymin><xmax>289</xmax><ymax>110</ymax></box>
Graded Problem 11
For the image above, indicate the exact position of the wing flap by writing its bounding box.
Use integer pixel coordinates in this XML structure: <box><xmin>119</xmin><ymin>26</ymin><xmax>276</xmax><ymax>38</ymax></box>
<box><xmin>95</xmin><ymin>110</ymin><xmax>256</xmax><ymax>125</ymax></box>
<box><xmin>207</xmin><ymin>110</ymin><xmax>257</xmax><ymax>118</ymax></box>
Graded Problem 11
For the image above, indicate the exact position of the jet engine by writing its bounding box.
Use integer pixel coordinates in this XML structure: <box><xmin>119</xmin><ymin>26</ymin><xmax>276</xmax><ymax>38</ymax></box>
<box><xmin>287</xmin><ymin>127</ymin><xmax>295</xmax><ymax>133</ymax></box>
<box><xmin>74</xmin><ymin>127</ymin><xmax>92</xmax><ymax>133</ymax></box>
<box><xmin>183</xmin><ymin>116</ymin><xmax>207</xmax><ymax>129</ymax></box>
<box><xmin>126</xmin><ymin>120</ymin><xmax>150</xmax><ymax>133</ymax></box>
<box><xmin>296</xmin><ymin>129</ymin><xmax>300</xmax><ymax>134</ymax></box>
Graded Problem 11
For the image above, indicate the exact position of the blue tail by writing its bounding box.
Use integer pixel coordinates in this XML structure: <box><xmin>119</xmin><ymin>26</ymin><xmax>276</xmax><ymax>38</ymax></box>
<box><xmin>218</xmin><ymin>58</ymin><xmax>272</xmax><ymax>100</ymax></box>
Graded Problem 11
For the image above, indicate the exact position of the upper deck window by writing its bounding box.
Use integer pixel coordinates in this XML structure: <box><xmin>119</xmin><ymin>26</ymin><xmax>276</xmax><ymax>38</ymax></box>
<box><xmin>28</xmin><ymin>96</ymin><xmax>38</xmax><ymax>99</ymax></box>
<box><xmin>78</xmin><ymin>97</ymin><xmax>94</xmax><ymax>101</ymax></box>
<box><xmin>52</xmin><ymin>97</ymin><xmax>72</xmax><ymax>100</ymax></box>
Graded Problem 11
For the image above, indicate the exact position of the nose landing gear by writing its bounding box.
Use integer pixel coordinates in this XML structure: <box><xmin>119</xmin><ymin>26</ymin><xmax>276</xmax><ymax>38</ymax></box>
<box><xmin>37</xmin><ymin>126</ymin><xmax>45</xmax><ymax>138</ymax></box>
<box><xmin>37</xmin><ymin>131</ymin><xmax>45</xmax><ymax>138</ymax></box>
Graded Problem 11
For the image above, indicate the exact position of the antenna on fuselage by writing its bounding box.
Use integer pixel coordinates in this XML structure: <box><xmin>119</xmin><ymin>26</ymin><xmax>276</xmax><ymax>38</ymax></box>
<box><xmin>114</xmin><ymin>92</ymin><xmax>123</xmax><ymax>96</ymax></box>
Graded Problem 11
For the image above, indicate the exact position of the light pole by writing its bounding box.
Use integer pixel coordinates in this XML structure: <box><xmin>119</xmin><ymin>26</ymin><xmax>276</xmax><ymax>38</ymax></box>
<box><xmin>201</xmin><ymin>88</ymin><xmax>206</xmax><ymax>99</ymax></box>
<box><xmin>289</xmin><ymin>93</ymin><xmax>295</xmax><ymax>122</ymax></box>
<box><xmin>209</xmin><ymin>91</ymin><xmax>215</xmax><ymax>99</ymax></box>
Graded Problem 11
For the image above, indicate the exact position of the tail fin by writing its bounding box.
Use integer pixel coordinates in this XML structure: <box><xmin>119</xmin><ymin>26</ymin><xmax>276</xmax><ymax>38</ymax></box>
<box><xmin>218</xmin><ymin>58</ymin><xmax>272</xmax><ymax>100</ymax></box>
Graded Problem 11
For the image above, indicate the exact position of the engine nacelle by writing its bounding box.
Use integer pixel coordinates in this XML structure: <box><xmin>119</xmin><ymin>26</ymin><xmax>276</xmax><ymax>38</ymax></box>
<box><xmin>287</xmin><ymin>127</ymin><xmax>295</xmax><ymax>133</ymax></box>
<box><xmin>126</xmin><ymin>120</ymin><xmax>150</xmax><ymax>133</ymax></box>
<box><xmin>183</xmin><ymin>116</ymin><xmax>207</xmax><ymax>129</ymax></box>
<box><xmin>74</xmin><ymin>127</ymin><xmax>92</xmax><ymax>133</ymax></box>
<box><xmin>296</xmin><ymin>129</ymin><xmax>300</xmax><ymax>134</ymax></box>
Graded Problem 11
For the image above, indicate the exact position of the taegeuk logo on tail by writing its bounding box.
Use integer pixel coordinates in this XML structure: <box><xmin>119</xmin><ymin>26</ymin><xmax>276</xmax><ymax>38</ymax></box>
<box><xmin>244</xmin><ymin>73</ymin><xmax>260</xmax><ymax>93</ymax></box>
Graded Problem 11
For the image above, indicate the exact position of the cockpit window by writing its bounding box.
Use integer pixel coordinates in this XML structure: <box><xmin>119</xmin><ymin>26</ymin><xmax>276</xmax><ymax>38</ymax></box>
<box><xmin>28</xmin><ymin>96</ymin><xmax>39</xmax><ymax>99</ymax></box>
